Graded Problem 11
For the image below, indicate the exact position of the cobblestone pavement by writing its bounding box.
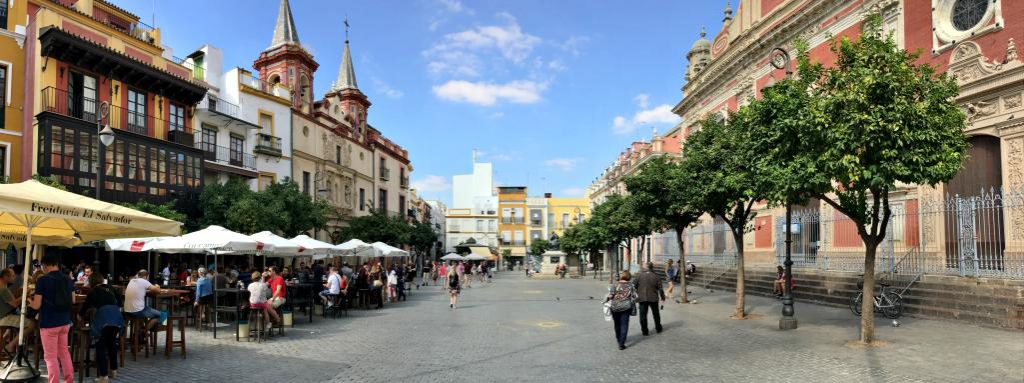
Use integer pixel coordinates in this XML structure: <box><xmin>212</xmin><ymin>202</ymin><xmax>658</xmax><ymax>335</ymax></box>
<box><xmin>43</xmin><ymin>273</ymin><xmax>1024</xmax><ymax>382</ymax></box>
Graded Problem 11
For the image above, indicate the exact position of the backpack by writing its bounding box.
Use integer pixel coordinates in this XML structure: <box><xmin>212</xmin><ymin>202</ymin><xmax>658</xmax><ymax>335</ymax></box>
<box><xmin>608</xmin><ymin>283</ymin><xmax>635</xmax><ymax>313</ymax></box>
<box><xmin>45</xmin><ymin>274</ymin><xmax>73</xmax><ymax>312</ymax></box>
<box><xmin>449</xmin><ymin>274</ymin><xmax>459</xmax><ymax>289</ymax></box>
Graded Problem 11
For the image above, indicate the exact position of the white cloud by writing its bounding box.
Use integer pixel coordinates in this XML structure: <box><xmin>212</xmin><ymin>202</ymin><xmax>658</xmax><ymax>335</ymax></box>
<box><xmin>424</xmin><ymin>13</ymin><xmax>542</xmax><ymax>77</ymax></box>
<box><xmin>438</xmin><ymin>0</ymin><xmax>467</xmax><ymax>13</ymax></box>
<box><xmin>476</xmin><ymin>149</ymin><xmax>519</xmax><ymax>161</ymax></box>
<box><xmin>634</xmin><ymin>94</ymin><xmax>649</xmax><ymax>109</ymax></box>
<box><xmin>612</xmin><ymin>95</ymin><xmax>682</xmax><ymax>135</ymax></box>
<box><xmin>433</xmin><ymin>80</ymin><xmax>546</xmax><ymax>106</ymax></box>
<box><xmin>545</xmin><ymin>157</ymin><xmax>583</xmax><ymax>172</ymax></box>
<box><xmin>561</xmin><ymin>187</ymin><xmax>585</xmax><ymax>197</ymax></box>
<box><xmin>372</xmin><ymin>77</ymin><xmax>404</xmax><ymax>99</ymax></box>
<box><xmin>547</xmin><ymin>58</ymin><xmax>568</xmax><ymax>72</ymax></box>
<box><xmin>411</xmin><ymin>175</ymin><xmax>451</xmax><ymax>193</ymax></box>
<box><xmin>560</xmin><ymin>36</ymin><xmax>589</xmax><ymax>56</ymax></box>
<box><xmin>634</xmin><ymin>105</ymin><xmax>680</xmax><ymax>125</ymax></box>
<box><xmin>612</xmin><ymin>116</ymin><xmax>632</xmax><ymax>135</ymax></box>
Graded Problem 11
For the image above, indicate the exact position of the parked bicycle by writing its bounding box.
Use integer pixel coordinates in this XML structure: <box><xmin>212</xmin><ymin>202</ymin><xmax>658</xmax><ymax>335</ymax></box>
<box><xmin>849</xmin><ymin>280</ymin><xmax>904</xmax><ymax>319</ymax></box>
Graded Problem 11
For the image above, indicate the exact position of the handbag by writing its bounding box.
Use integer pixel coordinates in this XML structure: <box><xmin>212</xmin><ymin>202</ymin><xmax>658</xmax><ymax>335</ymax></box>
<box><xmin>630</xmin><ymin>303</ymin><xmax>638</xmax><ymax>316</ymax></box>
<box><xmin>602</xmin><ymin>302</ymin><xmax>612</xmax><ymax>321</ymax></box>
<box><xmin>373</xmin><ymin>280</ymin><xmax>383</xmax><ymax>288</ymax></box>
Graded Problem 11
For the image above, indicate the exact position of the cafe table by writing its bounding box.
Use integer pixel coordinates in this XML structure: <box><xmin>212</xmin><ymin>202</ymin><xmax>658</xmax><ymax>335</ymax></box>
<box><xmin>212</xmin><ymin>288</ymin><xmax>250</xmax><ymax>340</ymax></box>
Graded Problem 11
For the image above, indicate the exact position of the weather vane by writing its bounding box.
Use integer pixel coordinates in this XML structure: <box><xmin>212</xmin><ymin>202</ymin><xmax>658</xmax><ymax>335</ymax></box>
<box><xmin>344</xmin><ymin>17</ymin><xmax>350</xmax><ymax>43</ymax></box>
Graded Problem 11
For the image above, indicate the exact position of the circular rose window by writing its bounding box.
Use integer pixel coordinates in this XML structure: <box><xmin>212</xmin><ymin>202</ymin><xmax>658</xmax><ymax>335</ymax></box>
<box><xmin>951</xmin><ymin>0</ymin><xmax>988</xmax><ymax>31</ymax></box>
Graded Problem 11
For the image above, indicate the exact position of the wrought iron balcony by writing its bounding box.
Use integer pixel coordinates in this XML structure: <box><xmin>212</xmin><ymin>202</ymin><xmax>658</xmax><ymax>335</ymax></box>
<box><xmin>194</xmin><ymin>140</ymin><xmax>256</xmax><ymax>170</ymax></box>
<box><xmin>380</xmin><ymin>167</ymin><xmax>391</xmax><ymax>181</ymax></box>
<box><xmin>400</xmin><ymin>176</ymin><xmax>410</xmax><ymax>189</ymax></box>
<box><xmin>40</xmin><ymin>87</ymin><xmax>193</xmax><ymax>146</ymax></box>
<box><xmin>255</xmin><ymin>133</ymin><xmax>282</xmax><ymax>156</ymax></box>
<box><xmin>173</xmin><ymin>56</ymin><xmax>205</xmax><ymax>82</ymax></box>
<box><xmin>199</xmin><ymin>94</ymin><xmax>239</xmax><ymax>118</ymax></box>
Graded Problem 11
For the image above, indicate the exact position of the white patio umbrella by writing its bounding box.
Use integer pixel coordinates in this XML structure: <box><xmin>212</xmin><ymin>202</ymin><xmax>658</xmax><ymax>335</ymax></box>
<box><xmin>440</xmin><ymin>253</ymin><xmax>464</xmax><ymax>261</ymax></box>
<box><xmin>464</xmin><ymin>253</ymin><xmax>487</xmax><ymax>261</ymax></box>
<box><xmin>145</xmin><ymin>225</ymin><xmax>259</xmax><ymax>254</ymax></box>
<box><xmin>357</xmin><ymin>242</ymin><xmax>409</xmax><ymax>258</ymax></box>
<box><xmin>250</xmin><ymin>231</ymin><xmax>304</xmax><ymax>256</ymax></box>
<box><xmin>290</xmin><ymin>234</ymin><xmax>336</xmax><ymax>260</ymax></box>
<box><xmin>104</xmin><ymin>236</ymin><xmax>174</xmax><ymax>279</ymax></box>
<box><xmin>0</xmin><ymin>180</ymin><xmax>181</xmax><ymax>380</ymax></box>
<box><xmin>335</xmin><ymin>238</ymin><xmax>371</xmax><ymax>256</ymax></box>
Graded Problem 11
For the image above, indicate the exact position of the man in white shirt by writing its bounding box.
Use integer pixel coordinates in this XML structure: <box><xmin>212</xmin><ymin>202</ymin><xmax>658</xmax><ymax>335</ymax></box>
<box><xmin>125</xmin><ymin>270</ymin><xmax>161</xmax><ymax>331</ymax></box>
<box><xmin>319</xmin><ymin>266</ymin><xmax>342</xmax><ymax>307</ymax></box>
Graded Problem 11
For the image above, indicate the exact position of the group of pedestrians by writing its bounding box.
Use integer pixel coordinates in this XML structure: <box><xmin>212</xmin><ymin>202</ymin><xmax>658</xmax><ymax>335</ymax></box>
<box><xmin>422</xmin><ymin>260</ymin><xmax>492</xmax><ymax>310</ymax></box>
<box><xmin>603</xmin><ymin>262</ymin><xmax>666</xmax><ymax>350</ymax></box>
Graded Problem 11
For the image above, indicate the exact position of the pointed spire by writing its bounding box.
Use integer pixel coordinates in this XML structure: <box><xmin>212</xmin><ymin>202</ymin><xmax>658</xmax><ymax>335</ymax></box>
<box><xmin>724</xmin><ymin>1</ymin><xmax>733</xmax><ymax>22</ymax></box>
<box><xmin>270</xmin><ymin>0</ymin><xmax>301</xmax><ymax>49</ymax></box>
<box><xmin>333</xmin><ymin>23</ymin><xmax>359</xmax><ymax>91</ymax></box>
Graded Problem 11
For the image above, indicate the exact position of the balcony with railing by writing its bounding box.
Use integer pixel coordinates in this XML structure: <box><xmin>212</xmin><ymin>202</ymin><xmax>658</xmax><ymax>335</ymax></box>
<box><xmin>40</xmin><ymin>87</ymin><xmax>193</xmax><ymax>145</ymax></box>
<box><xmin>501</xmin><ymin>217</ymin><xmax>525</xmax><ymax>224</ymax></box>
<box><xmin>400</xmin><ymin>176</ymin><xmax>409</xmax><ymax>189</ymax></box>
<box><xmin>379</xmin><ymin>167</ymin><xmax>391</xmax><ymax>181</ymax></box>
<box><xmin>194</xmin><ymin>140</ymin><xmax>256</xmax><ymax>170</ymax></box>
<box><xmin>198</xmin><ymin>94</ymin><xmax>239</xmax><ymax>119</ymax></box>
<box><xmin>238</xmin><ymin>72</ymin><xmax>291</xmax><ymax>100</ymax></box>
<box><xmin>172</xmin><ymin>56</ymin><xmax>204</xmax><ymax>82</ymax></box>
<box><xmin>254</xmin><ymin>133</ymin><xmax>282</xmax><ymax>157</ymax></box>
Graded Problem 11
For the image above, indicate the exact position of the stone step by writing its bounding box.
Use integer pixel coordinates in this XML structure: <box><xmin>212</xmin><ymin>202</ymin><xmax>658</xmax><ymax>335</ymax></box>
<box><xmin>688</xmin><ymin>266</ymin><xmax>1024</xmax><ymax>329</ymax></box>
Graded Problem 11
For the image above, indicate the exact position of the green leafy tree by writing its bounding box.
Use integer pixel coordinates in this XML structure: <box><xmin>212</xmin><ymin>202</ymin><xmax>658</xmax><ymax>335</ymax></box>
<box><xmin>225</xmin><ymin>193</ymin><xmax>280</xmax><ymax>234</ymax></box>
<box><xmin>199</xmin><ymin>178</ymin><xmax>252</xmax><ymax>227</ymax></box>
<box><xmin>529</xmin><ymin>239</ymin><xmax>550</xmax><ymax>257</ymax></box>
<box><xmin>683</xmin><ymin>106</ymin><xmax>771</xmax><ymax>319</ymax></box>
<box><xmin>121</xmin><ymin>201</ymin><xmax>188</xmax><ymax>228</ymax></box>
<box><xmin>590</xmin><ymin>194</ymin><xmax>654</xmax><ymax>273</ymax></box>
<box><xmin>408</xmin><ymin>221</ymin><xmax>438</xmax><ymax>258</ymax></box>
<box><xmin>261</xmin><ymin>179</ymin><xmax>330</xmax><ymax>237</ymax></box>
<box><xmin>625</xmin><ymin>156</ymin><xmax>703</xmax><ymax>303</ymax></box>
<box><xmin>339</xmin><ymin>211</ymin><xmax>410</xmax><ymax>246</ymax></box>
<box><xmin>31</xmin><ymin>174</ymin><xmax>66</xmax><ymax>190</ymax></box>
<box><xmin>795</xmin><ymin>16</ymin><xmax>967</xmax><ymax>343</ymax></box>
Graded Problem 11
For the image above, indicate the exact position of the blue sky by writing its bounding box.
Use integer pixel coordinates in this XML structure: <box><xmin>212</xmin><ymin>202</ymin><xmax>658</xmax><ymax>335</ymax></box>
<box><xmin>123</xmin><ymin>0</ymin><xmax>727</xmax><ymax>204</ymax></box>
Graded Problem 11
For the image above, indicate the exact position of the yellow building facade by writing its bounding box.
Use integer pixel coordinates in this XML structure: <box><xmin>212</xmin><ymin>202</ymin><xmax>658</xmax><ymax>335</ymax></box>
<box><xmin>546</xmin><ymin>197</ymin><xmax>590</xmax><ymax>237</ymax></box>
<box><xmin>26</xmin><ymin>0</ymin><xmax>207</xmax><ymax>206</ymax></box>
<box><xmin>498</xmin><ymin>186</ymin><xmax>528</xmax><ymax>257</ymax></box>
<box><xmin>1</xmin><ymin>0</ymin><xmax>27</xmax><ymax>182</ymax></box>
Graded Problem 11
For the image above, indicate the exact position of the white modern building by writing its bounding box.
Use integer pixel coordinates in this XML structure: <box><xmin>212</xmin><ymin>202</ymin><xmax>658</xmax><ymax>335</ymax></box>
<box><xmin>446</xmin><ymin>156</ymin><xmax>498</xmax><ymax>252</ymax></box>
<box><xmin>186</xmin><ymin>45</ymin><xmax>293</xmax><ymax>190</ymax></box>
<box><xmin>425</xmin><ymin>199</ymin><xmax>447</xmax><ymax>257</ymax></box>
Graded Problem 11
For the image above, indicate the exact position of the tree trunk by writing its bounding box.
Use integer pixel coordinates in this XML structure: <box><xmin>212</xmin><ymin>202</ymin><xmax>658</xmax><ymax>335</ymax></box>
<box><xmin>861</xmin><ymin>240</ymin><xmax>879</xmax><ymax>344</ymax></box>
<box><xmin>733</xmin><ymin>230</ymin><xmax>746</xmax><ymax>319</ymax></box>
<box><xmin>624</xmin><ymin>244</ymin><xmax>631</xmax><ymax>271</ymax></box>
<box><xmin>676</xmin><ymin>227</ymin><xmax>689</xmax><ymax>304</ymax></box>
<box><xmin>638</xmin><ymin>236</ymin><xmax>647</xmax><ymax>266</ymax></box>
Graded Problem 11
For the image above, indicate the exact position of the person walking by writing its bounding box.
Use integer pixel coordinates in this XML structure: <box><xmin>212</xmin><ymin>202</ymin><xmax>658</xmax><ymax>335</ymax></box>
<box><xmin>31</xmin><ymin>253</ymin><xmax>75</xmax><ymax>383</ymax></box>
<box><xmin>665</xmin><ymin>259</ymin><xmax>677</xmax><ymax>299</ymax></box>
<box><xmin>604</xmin><ymin>271</ymin><xmax>636</xmax><ymax>350</ymax></box>
<box><xmin>634</xmin><ymin>262</ymin><xmax>665</xmax><ymax>335</ymax></box>
<box><xmin>447</xmin><ymin>269</ymin><xmax>460</xmax><ymax>310</ymax></box>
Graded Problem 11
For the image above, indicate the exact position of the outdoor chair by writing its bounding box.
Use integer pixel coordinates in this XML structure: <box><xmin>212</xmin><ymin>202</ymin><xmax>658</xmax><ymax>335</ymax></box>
<box><xmin>165</xmin><ymin>315</ymin><xmax>186</xmax><ymax>359</ymax></box>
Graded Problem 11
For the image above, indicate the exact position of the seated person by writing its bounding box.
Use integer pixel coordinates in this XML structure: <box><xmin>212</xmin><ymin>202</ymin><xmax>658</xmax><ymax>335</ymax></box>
<box><xmin>770</xmin><ymin>264</ymin><xmax>786</xmax><ymax>296</ymax></box>
<box><xmin>76</xmin><ymin>265</ymin><xmax>92</xmax><ymax>286</ymax></box>
<box><xmin>319</xmin><ymin>266</ymin><xmax>343</xmax><ymax>307</ymax></box>
<box><xmin>247</xmin><ymin>272</ymin><xmax>277</xmax><ymax>325</ymax></box>
<box><xmin>124</xmin><ymin>270</ymin><xmax>161</xmax><ymax>332</ymax></box>
<box><xmin>0</xmin><ymin>268</ymin><xmax>34</xmax><ymax>354</ymax></box>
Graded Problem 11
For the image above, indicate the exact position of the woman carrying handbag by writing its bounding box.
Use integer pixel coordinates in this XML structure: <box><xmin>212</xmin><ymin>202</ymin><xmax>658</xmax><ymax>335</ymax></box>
<box><xmin>603</xmin><ymin>271</ymin><xmax>637</xmax><ymax>350</ymax></box>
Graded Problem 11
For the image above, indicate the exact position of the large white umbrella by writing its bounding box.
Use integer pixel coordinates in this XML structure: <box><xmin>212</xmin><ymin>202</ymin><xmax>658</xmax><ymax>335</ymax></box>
<box><xmin>145</xmin><ymin>225</ymin><xmax>259</xmax><ymax>254</ymax></box>
<box><xmin>357</xmin><ymin>242</ymin><xmax>409</xmax><ymax>258</ymax></box>
<box><xmin>440</xmin><ymin>253</ymin><xmax>464</xmax><ymax>261</ymax></box>
<box><xmin>250</xmin><ymin>231</ymin><xmax>304</xmax><ymax>256</ymax></box>
<box><xmin>335</xmin><ymin>238</ymin><xmax>371</xmax><ymax>256</ymax></box>
<box><xmin>290</xmin><ymin>234</ymin><xmax>336</xmax><ymax>260</ymax></box>
<box><xmin>0</xmin><ymin>180</ymin><xmax>181</xmax><ymax>380</ymax></box>
<box><xmin>104</xmin><ymin>237</ymin><xmax>172</xmax><ymax>252</ymax></box>
<box><xmin>464</xmin><ymin>253</ymin><xmax>487</xmax><ymax>261</ymax></box>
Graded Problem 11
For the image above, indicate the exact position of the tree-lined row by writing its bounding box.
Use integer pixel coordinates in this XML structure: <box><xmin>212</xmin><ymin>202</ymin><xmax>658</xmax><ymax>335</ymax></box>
<box><xmin>562</xmin><ymin>16</ymin><xmax>968</xmax><ymax>344</ymax></box>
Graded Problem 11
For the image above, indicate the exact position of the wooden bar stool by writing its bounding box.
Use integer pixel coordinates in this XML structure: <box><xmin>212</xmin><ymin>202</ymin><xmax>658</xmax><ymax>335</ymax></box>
<box><xmin>164</xmin><ymin>316</ymin><xmax>186</xmax><ymax>359</ymax></box>
<box><xmin>125</xmin><ymin>316</ymin><xmax>153</xmax><ymax>361</ymax></box>
<box><xmin>247</xmin><ymin>308</ymin><xmax>266</xmax><ymax>343</ymax></box>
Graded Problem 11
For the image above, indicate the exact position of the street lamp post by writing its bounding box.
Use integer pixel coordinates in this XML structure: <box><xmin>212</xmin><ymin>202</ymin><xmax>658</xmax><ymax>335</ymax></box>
<box><xmin>771</xmin><ymin>47</ymin><xmax>798</xmax><ymax>331</ymax></box>
<box><xmin>96</xmin><ymin>101</ymin><xmax>115</xmax><ymax>200</ymax></box>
